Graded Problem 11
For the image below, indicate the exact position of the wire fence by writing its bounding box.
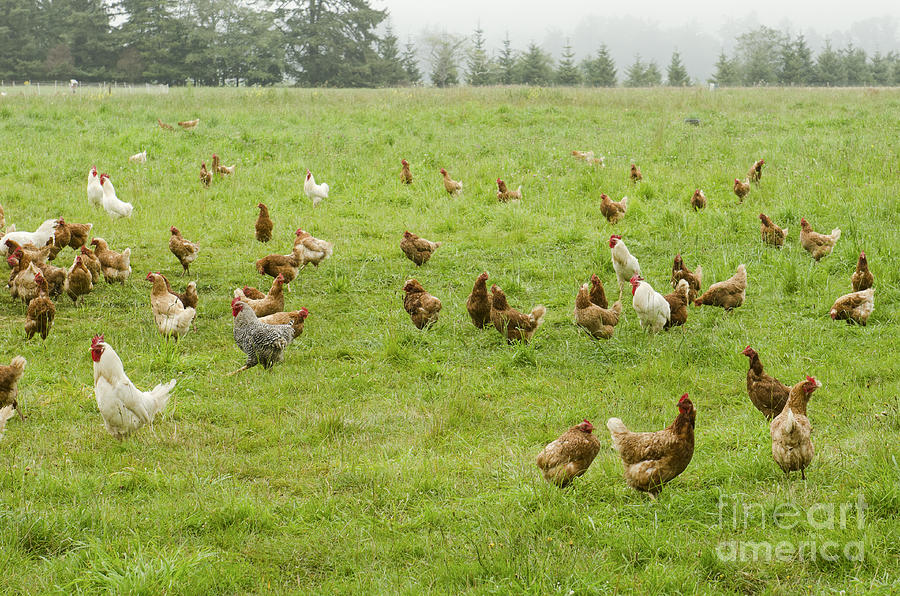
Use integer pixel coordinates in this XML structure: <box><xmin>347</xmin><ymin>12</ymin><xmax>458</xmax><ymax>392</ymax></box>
<box><xmin>0</xmin><ymin>81</ymin><xmax>169</xmax><ymax>96</ymax></box>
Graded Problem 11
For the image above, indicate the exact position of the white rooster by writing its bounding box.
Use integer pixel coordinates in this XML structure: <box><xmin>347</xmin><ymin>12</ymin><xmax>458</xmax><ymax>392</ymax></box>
<box><xmin>304</xmin><ymin>169</ymin><xmax>329</xmax><ymax>207</ymax></box>
<box><xmin>630</xmin><ymin>274</ymin><xmax>671</xmax><ymax>334</ymax></box>
<box><xmin>87</xmin><ymin>166</ymin><xmax>103</xmax><ymax>208</ymax></box>
<box><xmin>99</xmin><ymin>173</ymin><xmax>134</xmax><ymax>219</ymax></box>
<box><xmin>609</xmin><ymin>235</ymin><xmax>641</xmax><ymax>297</ymax></box>
<box><xmin>90</xmin><ymin>335</ymin><xmax>175</xmax><ymax>439</ymax></box>
<box><xmin>0</xmin><ymin>218</ymin><xmax>58</xmax><ymax>256</ymax></box>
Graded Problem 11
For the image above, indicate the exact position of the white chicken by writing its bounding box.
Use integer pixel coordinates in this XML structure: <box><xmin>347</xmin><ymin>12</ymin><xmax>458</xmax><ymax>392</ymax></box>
<box><xmin>630</xmin><ymin>274</ymin><xmax>671</xmax><ymax>334</ymax></box>
<box><xmin>304</xmin><ymin>170</ymin><xmax>329</xmax><ymax>207</ymax></box>
<box><xmin>128</xmin><ymin>150</ymin><xmax>147</xmax><ymax>164</ymax></box>
<box><xmin>0</xmin><ymin>218</ymin><xmax>58</xmax><ymax>256</ymax></box>
<box><xmin>90</xmin><ymin>335</ymin><xmax>176</xmax><ymax>440</ymax></box>
<box><xmin>87</xmin><ymin>166</ymin><xmax>103</xmax><ymax>208</ymax></box>
<box><xmin>609</xmin><ymin>235</ymin><xmax>641</xmax><ymax>297</ymax></box>
<box><xmin>99</xmin><ymin>173</ymin><xmax>134</xmax><ymax>219</ymax></box>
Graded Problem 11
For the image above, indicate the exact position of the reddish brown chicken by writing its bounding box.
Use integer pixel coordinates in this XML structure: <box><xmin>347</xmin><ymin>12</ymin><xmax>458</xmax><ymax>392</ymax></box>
<box><xmin>465</xmin><ymin>272</ymin><xmax>492</xmax><ymax>329</ymax></box>
<box><xmin>759</xmin><ymin>213</ymin><xmax>788</xmax><ymax>247</ymax></box>
<box><xmin>489</xmin><ymin>285</ymin><xmax>545</xmax><ymax>343</ymax></box>
<box><xmin>255</xmin><ymin>203</ymin><xmax>273</xmax><ymax>242</ymax></box>
<box><xmin>599</xmin><ymin>194</ymin><xmax>627</xmax><ymax>223</ymax></box>
<box><xmin>402</xmin><ymin>279</ymin><xmax>442</xmax><ymax>329</ymax></box>
<box><xmin>607</xmin><ymin>394</ymin><xmax>696</xmax><ymax>496</ymax></box>
<box><xmin>536</xmin><ymin>420</ymin><xmax>602</xmax><ymax>487</ymax></box>
<box><xmin>742</xmin><ymin>346</ymin><xmax>790</xmax><ymax>420</ymax></box>
<box><xmin>851</xmin><ymin>252</ymin><xmax>873</xmax><ymax>292</ymax></box>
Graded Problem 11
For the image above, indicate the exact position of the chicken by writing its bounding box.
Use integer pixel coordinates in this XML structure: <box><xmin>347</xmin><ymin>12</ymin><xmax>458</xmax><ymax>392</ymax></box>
<box><xmin>60</xmin><ymin>220</ymin><xmax>92</xmax><ymax>251</ymax></box>
<box><xmin>400</xmin><ymin>159</ymin><xmax>413</xmax><ymax>184</ymax></box>
<box><xmin>748</xmin><ymin>159</ymin><xmax>764</xmax><ymax>185</ymax></box>
<box><xmin>157</xmin><ymin>118</ymin><xmax>174</xmax><ymax>130</ymax></box>
<box><xmin>0</xmin><ymin>405</ymin><xmax>15</xmax><ymax>441</ymax></box>
<box><xmin>0</xmin><ymin>356</ymin><xmax>26</xmax><ymax>415</ymax></box>
<box><xmin>89</xmin><ymin>237</ymin><xmax>132</xmax><ymax>283</ymax></box>
<box><xmin>178</xmin><ymin>118</ymin><xmax>199</xmax><ymax>129</ymax></box>
<box><xmin>536</xmin><ymin>419</ymin><xmax>601</xmax><ymax>487</ymax></box>
<box><xmin>599</xmin><ymin>194</ymin><xmax>627</xmax><ymax>223</ymax></box>
<box><xmin>255</xmin><ymin>247</ymin><xmax>301</xmax><ymax>286</ymax></box>
<box><xmin>25</xmin><ymin>271</ymin><xmax>55</xmax><ymax>340</ymax></box>
<box><xmin>630</xmin><ymin>275</ymin><xmax>671</xmax><ymax>334</ymax></box>
<box><xmin>304</xmin><ymin>169</ymin><xmax>329</xmax><ymax>206</ymax></box>
<box><xmin>400</xmin><ymin>231</ymin><xmax>441</xmax><ymax>266</ymax></box>
<box><xmin>440</xmin><ymin>168</ymin><xmax>462</xmax><ymax>196</ymax></box>
<box><xmin>759</xmin><ymin>213</ymin><xmax>788</xmax><ymax>248</ymax></box>
<box><xmin>663</xmin><ymin>279</ymin><xmax>689</xmax><ymax>330</ymax></box>
<box><xmin>465</xmin><ymin>272</ymin><xmax>492</xmax><ymax>329</ymax></box>
<box><xmin>733</xmin><ymin>178</ymin><xmax>750</xmax><ymax>202</ymax></box>
<box><xmin>162</xmin><ymin>276</ymin><xmax>199</xmax><ymax>310</ymax></box>
<box><xmin>694</xmin><ymin>264</ymin><xmax>746</xmax><ymax>310</ymax></box>
<box><xmin>87</xmin><ymin>166</ymin><xmax>103</xmax><ymax>208</ymax></box>
<box><xmin>489</xmin><ymin>284</ymin><xmax>545</xmax><ymax>344</ymax></box>
<box><xmin>402</xmin><ymin>279</ymin><xmax>442</xmax><ymax>329</ymax></box>
<box><xmin>255</xmin><ymin>203</ymin><xmax>273</xmax><ymax>242</ymax></box>
<box><xmin>607</xmin><ymin>394</ymin><xmax>696</xmax><ymax>496</ymax></box>
<box><xmin>168</xmin><ymin>226</ymin><xmax>199</xmax><ymax>275</ymax></box>
<box><xmin>690</xmin><ymin>188</ymin><xmax>707</xmax><ymax>210</ymax></box>
<box><xmin>609</xmin><ymin>235</ymin><xmax>641</xmax><ymax>297</ymax></box>
<box><xmin>129</xmin><ymin>150</ymin><xmax>147</xmax><ymax>164</ymax></box>
<box><xmin>829</xmin><ymin>288</ymin><xmax>874</xmax><ymax>326</ymax></box>
<box><xmin>99</xmin><ymin>173</ymin><xmax>134</xmax><ymax>219</ymax></box>
<box><xmin>571</xmin><ymin>150</ymin><xmax>603</xmax><ymax>165</ymax></box>
<box><xmin>770</xmin><ymin>376</ymin><xmax>820</xmax><ymax>479</ymax></box>
<box><xmin>670</xmin><ymin>254</ymin><xmax>702</xmax><ymax>303</ymax></box>
<box><xmin>79</xmin><ymin>245</ymin><xmax>102</xmax><ymax>283</ymax></box>
<box><xmin>589</xmin><ymin>274</ymin><xmax>608</xmax><ymax>309</ymax></box>
<box><xmin>10</xmin><ymin>262</ymin><xmax>40</xmax><ymax>303</ymax></box>
<box><xmin>0</xmin><ymin>218</ymin><xmax>57</xmax><ymax>256</ymax></box>
<box><xmin>65</xmin><ymin>255</ymin><xmax>93</xmax><ymax>304</ymax></box>
<box><xmin>146</xmin><ymin>273</ymin><xmax>196</xmax><ymax>339</ymax></box>
<box><xmin>230</xmin><ymin>298</ymin><xmax>295</xmax><ymax>374</ymax></box>
<box><xmin>630</xmin><ymin>163</ymin><xmax>642</xmax><ymax>182</ymax></box>
<box><xmin>574</xmin><ymin>283</ymin><xmax>622</xmax><ymax>339</ymax></box>
<box><xmin>800</xmin><ymin>218</ymin><xmax>841</xmax><ymax>261</ymax></box>
<box><xmin>234</xmin><ymin>274</ymin><xmax>285</xmax><ymax>317</ymax></box>
<box><xmin>742</xmin><ymin>346</ymin><xmax>790</xmax><ymax>420</ymax></box>
<box><xmin>91</xmin><ymin>335</ymin><xmax>176</xmax><ymax>439</ymax></box>
<box><xmin>293</xmin><ymin>229</ymin><xmax>333</xmax><ymax>269</ymax></box>
<box><xmin>496</xmin><ymin>178</ymin><xmax>522</xmax><ymax>202</ymax></box>
<box><xmin>259</xmin><ymin>308</ymin><xmax>309</xmax><ymax>339</ymax></box>
<box><xmin>851</xmin><ymin>252</ymin><xmax>873</xmax><ymax>292</ymax></box>
<box><xmin>200</xmin><ymin>162</ymin><xmax>212</xmax><ymax>187</ymax></box>
<box><xmin>211</xmin><ymin>153</ymin><xmax>234</xmax><ymax>176</ymax></box>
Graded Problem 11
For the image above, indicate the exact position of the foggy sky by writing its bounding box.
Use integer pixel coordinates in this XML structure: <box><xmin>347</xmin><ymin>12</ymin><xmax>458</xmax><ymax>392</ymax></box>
<box><xmin>375</xmin><ymin>0</ymin><xmax>899</xmax><ymax>81</ymax></box>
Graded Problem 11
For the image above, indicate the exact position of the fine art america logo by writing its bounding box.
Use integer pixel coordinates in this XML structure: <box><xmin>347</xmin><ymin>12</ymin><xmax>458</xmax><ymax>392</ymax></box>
<box><xmin>716</xmin><ymin>494</ymin><xmax>867</xmax><ymax>563</ymax></box>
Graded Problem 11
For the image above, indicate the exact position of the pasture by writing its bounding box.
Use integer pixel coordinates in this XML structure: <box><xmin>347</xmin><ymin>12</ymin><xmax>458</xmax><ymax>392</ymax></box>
<box><xmin>0</xmin><ymin>86</ymin><xmax>898</xmax><ymax>594</ymax></box>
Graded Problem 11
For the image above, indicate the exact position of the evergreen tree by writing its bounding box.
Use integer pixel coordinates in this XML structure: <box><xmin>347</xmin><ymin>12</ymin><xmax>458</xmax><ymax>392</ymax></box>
<box><xmin>666</xmin><ymin>50</ymin><xmax>690</xmax><ymax>86</ymax></box>
<box><xmin>517</xmin><ymin>42</ymin><xmax>553</xmax><ymax>85</ymax></box>
<box><xmin>466</xmin><ymin>25</ymin><xmax>492</xmax><ymax>86</ymax></box>
<box><xmin>710</xmin><ymin>50</ymin><xmax>740</xmax><ymax>86</ymax></box>
<box><xmin>374</xmin><ymin>25</ymin><xmax>407</xmax><ymax>86</ymax></box>
<box><xmin>814</xmin><ymin>41</ymin><xmax>846</xmax><ymax>86</ymax></box>
<box><xmin>842</xmin><ymin>44</ymin><xmax>870</xmax><ymax>86</ymax></box>
<box><xmin>644</xmin><ymin>61</ymin><xmax>662</xmax><ymax>86</ymax></box>
<box><xmin>426</xmin><ymin>33</ymin><xmax>463</xmax><ymax>87</ymax></box>
<box><xmin>555</xmin><ymin>39</ymin><xmax>581</xmax><ymax>86</ymax></box>
<box><xmin>581</xmin><ymin>44</ymin><xmax>617</xmax><ymax>87</ymax></box>
<box><xmin>401</xmin><ymin>38</ymin><xmax>421</xmax><ymax>85</ymax></box>
<box><xmin>496</xmin><ymin>33</ymin><xmax>516</xmax><ymax>85</ymax></box>
<box><xmin>624</xmin><ymin>55</ymin><xmax>647</xmax><ymax>87</ymax></box>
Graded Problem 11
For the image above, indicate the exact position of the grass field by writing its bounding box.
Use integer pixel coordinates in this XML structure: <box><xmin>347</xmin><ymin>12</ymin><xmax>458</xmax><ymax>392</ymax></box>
<box><xmin>0</xmin><ymin>86</ymin><xmax>898</xmax><ymax>594</ymax></box>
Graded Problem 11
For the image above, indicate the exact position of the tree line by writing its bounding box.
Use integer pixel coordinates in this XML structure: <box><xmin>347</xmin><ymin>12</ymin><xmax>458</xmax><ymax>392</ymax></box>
<box><xmin>1</xmin><ymin>1</ymin><xmax>898</xmax><ymax>88</ymax></box>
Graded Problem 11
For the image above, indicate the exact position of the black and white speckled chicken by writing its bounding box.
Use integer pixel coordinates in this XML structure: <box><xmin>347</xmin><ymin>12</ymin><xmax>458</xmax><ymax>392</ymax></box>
<box><xmin>229</xmin><ymin>297</ymin><xmax>295</xmax><ymax>375</ymax></box>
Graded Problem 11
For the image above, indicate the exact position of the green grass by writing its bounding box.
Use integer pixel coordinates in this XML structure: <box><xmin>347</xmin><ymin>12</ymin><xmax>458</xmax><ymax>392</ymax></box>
<box><xmin>0</xmin><ymin>86</ymin><xmax>898</xmax><ymax>594</ymax></box>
